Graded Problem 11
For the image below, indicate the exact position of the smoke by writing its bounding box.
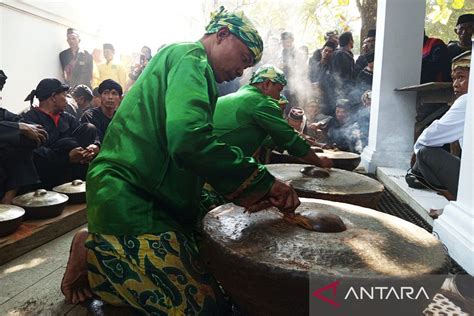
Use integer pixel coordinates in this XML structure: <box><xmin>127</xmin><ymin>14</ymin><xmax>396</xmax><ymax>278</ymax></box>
<box><xmin>331</xmin><ymin>98</ymin><xmax>371</xmax><ymax>154</ymax></box>
<box><xmin>286</xmin><ymin>51</ymin><xmax>314</xmax><ymax>110</ymax></box>
<box><xmin>236</xmin><ymin>31</ymin><xmax>374</xmax><ymax>155</ymax></box>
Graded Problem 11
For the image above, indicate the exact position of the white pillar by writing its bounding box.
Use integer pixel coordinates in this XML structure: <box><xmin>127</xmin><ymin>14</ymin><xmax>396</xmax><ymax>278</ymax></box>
<box><xmin>433</xmin><ymin>39</ymin><xmax>474</xmax><ymax>275</ymax></box>
<box><xmin>361</xmin><ymin>0</ymin><xmax>426</xmax><ymax>173</ymax></box>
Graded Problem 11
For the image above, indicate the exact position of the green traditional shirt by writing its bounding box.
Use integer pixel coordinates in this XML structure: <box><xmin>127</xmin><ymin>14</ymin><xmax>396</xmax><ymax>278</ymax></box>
<box><xmin>86</xmin><ymin>42</ymin><xmax>274</xmax><ymax>237</ymax></box>
<box><xmin>213</xmin><ymin>84</ymin><xmax>310</xmax><ymax>157</ymax></box>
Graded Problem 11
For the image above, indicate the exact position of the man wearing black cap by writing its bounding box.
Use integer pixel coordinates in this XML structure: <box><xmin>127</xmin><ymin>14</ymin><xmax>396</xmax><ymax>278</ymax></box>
<box><xmin>71</xmin><ymin>84</ymin><xmax>94</xmax><ymax>118</ymax></box>
<box><xmin>97</xmin><ymin>43</ymin><xmax>127</xmax><ymax>89</ymax></box>
<box><xmin>0</xmin><ymin>70</ymin><xmax>48</xmax><ymax>204</ymax></box>
<box><xmin>22</xmin><ymin>78</ymin><xmax>100</xmax><ymax>189</ymax></box>
<box><xmin>311</xmin><ymin>30</ymin><xmax>339</xmax><ymax>63</ymax></box>
<box><xmin>447</xmin><ymin>14</ymin><xmax>474</xmax><ymax>64</ymax></box>
<box><xmin>59</xmin><ymin>28</ymin><xmax>93</xmax><ymax>88</ymax></box>
<box><xmin>355</xmin><ymin>29</ymin><xmax>376</xmax><ymax>75</ymax></box>
<box><xmin>81</xmin><ymin>79</ymin><xmax>122</xmax><ymax>141</ymax></box>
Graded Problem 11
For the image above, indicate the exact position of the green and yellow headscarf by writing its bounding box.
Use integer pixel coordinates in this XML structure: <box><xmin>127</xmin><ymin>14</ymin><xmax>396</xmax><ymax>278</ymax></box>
<box><xmin>249</xmin><ymin>64</ymin><xmax>287</xmax><ymax>86</ymax></box>
<box><xmin>205</xmin><ymin>6</ymin><xmax>263</xmax><ymax>65</ymax></box>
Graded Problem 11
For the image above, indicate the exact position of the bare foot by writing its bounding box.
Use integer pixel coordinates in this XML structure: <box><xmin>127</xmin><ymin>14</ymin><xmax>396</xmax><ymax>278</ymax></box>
<box><xmin>61</xmin><ymin>228</ymin><xmax>92</xmax><ymax>304</ymax></box>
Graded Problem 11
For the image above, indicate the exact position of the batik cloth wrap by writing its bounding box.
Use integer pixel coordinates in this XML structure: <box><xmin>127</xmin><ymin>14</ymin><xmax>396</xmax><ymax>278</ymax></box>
<box><xmin>85</xmin><ymin>232</ymin><xmax>229</xmax><ymax>315</ymax></box>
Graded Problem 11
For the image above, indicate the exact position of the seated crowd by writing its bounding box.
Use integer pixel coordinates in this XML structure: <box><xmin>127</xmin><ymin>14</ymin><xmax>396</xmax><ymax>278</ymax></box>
<box><xmin>0</xmin><ymin>70</ymin><xmax>122</xmax><ymax>203</ymax></box>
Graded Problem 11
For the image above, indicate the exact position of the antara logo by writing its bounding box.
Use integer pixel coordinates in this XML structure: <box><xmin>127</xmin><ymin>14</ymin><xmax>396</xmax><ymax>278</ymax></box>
<box><xmin>312</xmin><ymin>280</ymin><xmax>430</xmax><ymax>307</ymax></box>
<box><xmin>312</xmin><ymin>280</ymin><xmax>341</xmax><ymax>308</ymax></box>
<box><xmin>344</xmin><ymin>286</ymin><xmax>430</xmax><ymax>300</ymax></box>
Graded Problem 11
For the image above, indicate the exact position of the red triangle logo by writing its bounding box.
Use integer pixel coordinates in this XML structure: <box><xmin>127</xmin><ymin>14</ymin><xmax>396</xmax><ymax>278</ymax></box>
<box><xmin>312</xmin><ymin>280</ymin><xmax>341</xmax><ymax>308</ymax></box>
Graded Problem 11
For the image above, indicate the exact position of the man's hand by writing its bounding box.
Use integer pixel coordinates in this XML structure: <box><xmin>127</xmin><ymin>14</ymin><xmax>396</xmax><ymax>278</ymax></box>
<box><xmin>69</xmin><ymin>147</ymin><xmax>87</xmax><ymax>164</ymax></box>
<box><xmin>309</xmin><ymin>121</ymin><xmax>330</xmax><ymax>131</ymax></box>
<box><xmin>244</xmin><ymin>180</ymin><xmax>300</xmax><ymax>214</ymax></box>
<box><xmin>308</xmin><ymin>122</ymin><xmax>321</xmax><ymax>131</ymax></box>
<box><xmin>18</xmin><ymin>123</ymin><xmax>48</xmax><ymax>146</ymax></box>
<box><xmin>267</xmin><ymin>179</ymin><xmax>300</xmax><ymax>214</ymax></box>
<box><xmin>81</xmin><ymin>144</ymin><xmax>100</xmax><ymax>163</ymax></box>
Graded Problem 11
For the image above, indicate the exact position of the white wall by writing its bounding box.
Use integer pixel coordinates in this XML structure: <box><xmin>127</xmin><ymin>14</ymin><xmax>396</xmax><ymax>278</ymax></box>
<box><xmin>361</xmin><ymin>0</ymin><xmax>425</xmax><ymax>172</ymax></box>
<box><xmin>0</xmin><ymin>3</ymin><xmax>99</xmax><ymax>114</ymax></box>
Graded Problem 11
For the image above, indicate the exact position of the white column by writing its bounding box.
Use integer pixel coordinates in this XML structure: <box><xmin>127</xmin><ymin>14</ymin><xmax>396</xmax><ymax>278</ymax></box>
<box><xmin>361</xmin><ymin>0</ymin><xmax>426</xmax><ymax>173</ymax></box>
<box><xmin>433</xmin><ymin>39</ymin><xmax>474</xmax><ymax>275</ymax></box>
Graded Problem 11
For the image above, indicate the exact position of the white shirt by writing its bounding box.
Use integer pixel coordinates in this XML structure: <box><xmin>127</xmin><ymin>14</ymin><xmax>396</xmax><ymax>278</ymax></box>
<box><xmin>414</xmin><ymin>94</ymin><xmax>467</xmax><ymax>154</ymax></box>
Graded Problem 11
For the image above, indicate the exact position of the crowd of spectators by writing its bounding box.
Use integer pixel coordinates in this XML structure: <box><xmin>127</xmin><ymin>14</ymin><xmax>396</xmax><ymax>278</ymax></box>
<box><xmin>0</xmin><ymin>13</ymin><xmax>472</xmax><ymax>205</ymax></box>
<box><xmin>0</xmin><ymin>27</ymin><xmax>156</xmax><ymax>203</ymax></box>
<box><xmin>255</xmin><ymin>13</ymin><xmax>472</xmax><ymax>158</ymax></box>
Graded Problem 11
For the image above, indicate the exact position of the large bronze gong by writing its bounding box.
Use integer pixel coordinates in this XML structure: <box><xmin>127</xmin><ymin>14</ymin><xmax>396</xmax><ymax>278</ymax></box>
<box><xmin>266</xmin><ymin>163</ymin><xmax>384</xmax><ymax>208</ymax></box>
<box><xmin>270</xmin><ymin>149</ymin><xmax>361</xmax><ymax>171</ymax></box>
<box><xmin>199</xmin><ymin>199</ymin><xmax>448</xmax><ymax>316</ymax></box>
<box><xmin>317</xmin><ymin>149</ymin><xmax>361</xmax><ymax>171</ymax></box>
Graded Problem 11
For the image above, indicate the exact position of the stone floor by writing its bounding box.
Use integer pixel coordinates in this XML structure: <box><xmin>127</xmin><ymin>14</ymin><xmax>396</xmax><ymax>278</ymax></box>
<box><xmin>0</xmin><ymin>226</ymin><xmax>87</xmax><ymax>316</ymax></box>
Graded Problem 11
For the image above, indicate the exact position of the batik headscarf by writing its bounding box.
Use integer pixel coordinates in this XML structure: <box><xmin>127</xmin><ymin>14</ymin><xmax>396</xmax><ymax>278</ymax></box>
<box><xmin>249</xmin><ymin>64</ymin><xmax>287</xmax><ymax>86</ymax></box>
<box><xmin>205</xmin><ymin>6</ymin><xmax>263</xmax><ymax>65</ymax></box>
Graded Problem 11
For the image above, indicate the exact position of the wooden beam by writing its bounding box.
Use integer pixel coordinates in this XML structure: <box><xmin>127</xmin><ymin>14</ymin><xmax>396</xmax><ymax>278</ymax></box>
<box><xmin>0</xmin><ymin>204</ymin><xmax>87</xmax><ymax>265</ymax></box>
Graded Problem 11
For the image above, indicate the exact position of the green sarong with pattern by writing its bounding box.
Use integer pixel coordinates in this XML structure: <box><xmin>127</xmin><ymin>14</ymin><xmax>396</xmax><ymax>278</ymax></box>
<box><xmin>86</xmin><ymin>232</ymin><xmax>229</xmax><ymax>315</ymax></box>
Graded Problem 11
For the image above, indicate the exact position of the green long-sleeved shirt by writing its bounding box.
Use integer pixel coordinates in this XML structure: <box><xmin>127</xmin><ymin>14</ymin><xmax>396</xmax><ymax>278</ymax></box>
<box><xmin>213</xmin><ymin>84</ymin><xmax>310</xmax><ymax>157</ymax></box>
<box><xmin>86</xmin><ymin>42</ymin><xmax>275</xmax><ymax>237</ymax></box>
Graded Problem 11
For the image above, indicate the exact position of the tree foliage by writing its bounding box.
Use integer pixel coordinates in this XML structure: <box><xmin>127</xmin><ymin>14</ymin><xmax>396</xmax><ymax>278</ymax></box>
<box><xmin>210</xmin><ymin>0</ymin><xmax>472</xmax><ymax>54</ymax></box>
<box><xmin>425</xmin><ymin>0</ymin><xmax>473</xmax><ymax>44</ymax></box>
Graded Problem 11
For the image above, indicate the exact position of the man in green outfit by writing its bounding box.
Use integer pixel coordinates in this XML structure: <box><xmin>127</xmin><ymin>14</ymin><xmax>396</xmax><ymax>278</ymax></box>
<box><xmin>213</xmin><ymin>64</ymin><xmax>332</xmax><ymax>166</ymax></box>
<box><xmin>61</xmin><ymin>7</ymin><xmax>300</xmax><ymax>315</ymax></box>
<box><xmin>201</xmin><ymin>65</ymin><xmax>332</xmax><ymax>210</ymax></box>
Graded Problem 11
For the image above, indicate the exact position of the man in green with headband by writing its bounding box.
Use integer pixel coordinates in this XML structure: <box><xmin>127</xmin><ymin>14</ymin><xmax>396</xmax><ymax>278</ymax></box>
<box><xmin>214</xmin><ymin>64</ymin><xmax>333</xmax><ymax>166</ymax></box>
<box><xmin>202</xmin><ymin>65</ymin><xmax>333</xmax><ymax>210</ymax></box>
<box><xmin>61</xmin><ymin>7</ymin><xmax>300</xmax><ymax>314</ymax></box>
